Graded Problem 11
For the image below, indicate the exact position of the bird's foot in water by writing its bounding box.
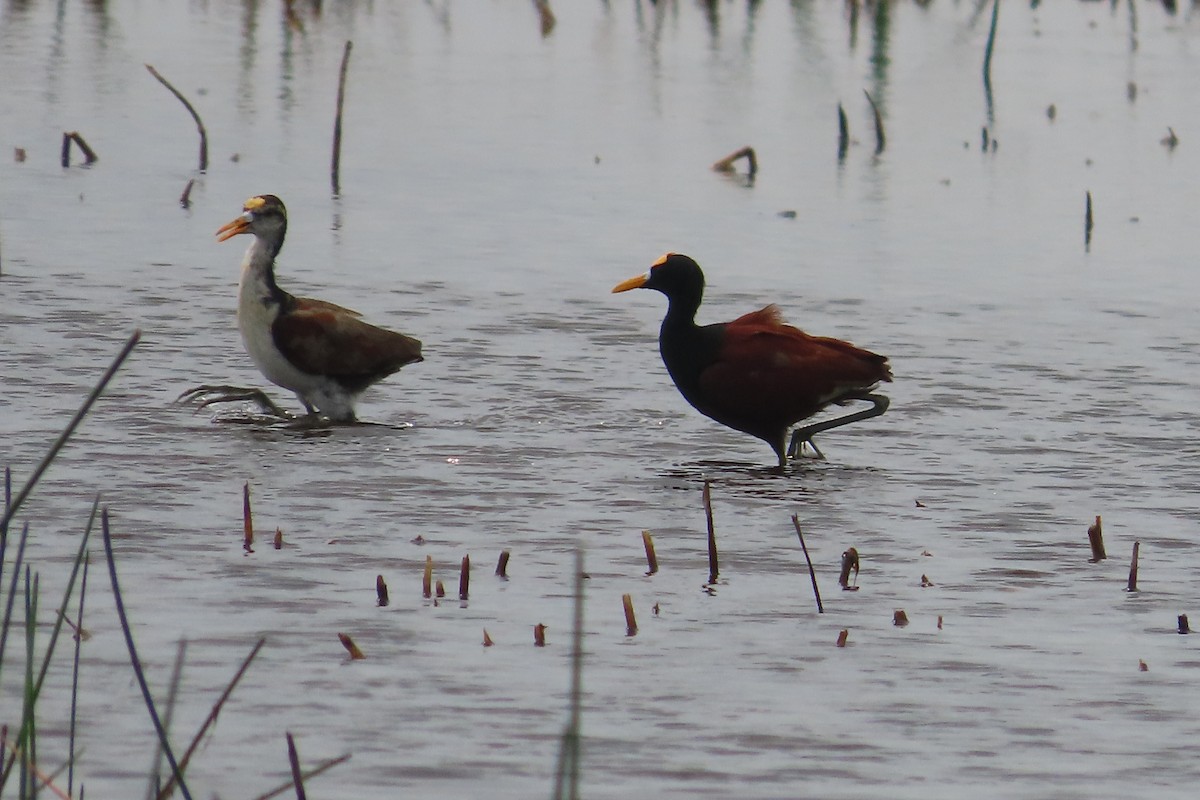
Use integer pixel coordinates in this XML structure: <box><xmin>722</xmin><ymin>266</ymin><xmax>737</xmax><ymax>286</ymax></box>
<box><xmin>175</xmin><ymin>385</ymin><xmax>290</xmax><ymax>419</ymax></box>
<box><xmin>788</xmin><ymin>437</ymin><xmax>827</xmax><ymax>461</ymax></box>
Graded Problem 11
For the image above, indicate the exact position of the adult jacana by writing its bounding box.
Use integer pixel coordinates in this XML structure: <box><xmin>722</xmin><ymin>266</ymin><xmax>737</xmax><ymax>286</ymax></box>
<box><xmin>612</xmin><ymin>253</ymin><xmax>891</xmax><ymax>467</ymax></box>
<box><xmin>178</xmin><ymin>195</ymin><xmax>422</xmax><ymax>422</ymax></box>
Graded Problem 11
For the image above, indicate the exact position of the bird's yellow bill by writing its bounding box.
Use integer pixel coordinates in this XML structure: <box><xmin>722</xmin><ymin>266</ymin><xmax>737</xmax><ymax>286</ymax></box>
<box><xmin>612</xmin><ymin>274</ymin><xmax>649</xmax><ymax>293</ymax></box>
<box><xmin>215</xmin><ymin>214</ymin><xmax>250</xmax><ymax>242</ymax></box>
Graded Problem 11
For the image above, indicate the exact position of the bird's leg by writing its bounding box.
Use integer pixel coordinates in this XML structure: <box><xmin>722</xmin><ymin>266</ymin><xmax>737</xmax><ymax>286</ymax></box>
<box><xmin>787</xmin><ymin>393</ymin><xmax>890</xmax><ymax>460</ymax></box>
<box><xmin>175</xmin><ymin>385</ymin><xmax>290</xmax><ymax>418</ymax></box>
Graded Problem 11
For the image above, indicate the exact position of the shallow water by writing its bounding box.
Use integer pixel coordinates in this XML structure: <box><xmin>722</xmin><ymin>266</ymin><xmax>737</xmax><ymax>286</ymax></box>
<box><xmin>3</xmin><ymin>1</ymin><xmax>1200</xmax><ymax>798</ymax></box>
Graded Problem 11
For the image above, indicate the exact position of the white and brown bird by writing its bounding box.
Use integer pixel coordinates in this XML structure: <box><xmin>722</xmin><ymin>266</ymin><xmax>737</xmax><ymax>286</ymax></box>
<box><xmin>179</xmin><ymin>194</ymin><xmax>422</xmax><ymax>422</ymax></box>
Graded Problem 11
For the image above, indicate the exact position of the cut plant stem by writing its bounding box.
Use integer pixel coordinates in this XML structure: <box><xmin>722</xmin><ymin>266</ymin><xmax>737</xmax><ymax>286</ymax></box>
<box><xmin>863</xmin><ymin>90</ymin><xmax>885</xmax><ymax>154</ymax></box>
<box><xmin>622</xmin><ymin>594</ymin><xmax>637</xmax><ymax>636</ymax></box>
<box><xmin>179</xmin><ymin>178</ymin><xmax>195</xmax><ymax>209</ymax></box>
<box><xmin>839</xmin><ymin>547</ymin><xmax>860</xmax><ymax>589</ymax></box>
<box><xmin>1127</xmin><ymin>541</ymin><xmax>1140</xmax><ymax>592</ymax></box>
<box><xmin>837</xmin><ymin>103</ymin><xmax>849</xmax><ymax>162</ymax></box>
<box><xmin>835</xmin><ymin>629</ymin><xmax>849</xmax><ymax>648</ymax></box>
<box><xmin>711</xmin><ymin>146</ymin><xmax>757</xmax><ymax>178</ymax></box>
<box><xmin>337</xmin><ymin>633</ymin><xmax>365</xmax><ymax>660</ymax></box>
<box><xmin>534</xmin><ymin>623</ymin><xmax>547</xmax><ymax>647</ymax></box>
<box><xmin>459</xmin><ymin>555</ymin><xmax>470</xmax><ymax>601</ymax></box>
<box><xmin>1087</xmin><ymin>515</ymin><xmax>1106</xmax><ymax>562</ymax></box>
<box><xmin>376</xmin><ymin>575</ymin><xmax>389</xmax><ymax>607</ymax></box>
<box><xmin>482</xmin><ymin>629</ymin><xmax>494</xmax><ymax>647</ymax></box>
<box><xmin>242</xmin><ymin>483</ymin><xmax>253</xmax><ymax>553</ymax></box>
<box><xmin>791</xmin><ymin>515</ymin><xmax>824</xmax><ymax>613</ymax></box>
<box><xmin>496</xmin><ymin>550</ymin><xmax>511</xmax><ymax>578</ymax></box>
<box><xmin>422</xmin><ymin>555</ymin><xmax>432</xmax><ymax>598</ymax></box>
<box><xmin>641</xmin><ymin>530</ymin><xmax>658</xmax><ymax>576</ymax></box>
<box><xmin>331</xmin><ymin>40</ymin><xmax>353</xmax><ymax>195</ymax></box>
<box><xmin>145</xmin><ymin>64</ymin><xmax>208</xmax><ymax>171</ymax></box>
<box><xmin>1085</xmin><ymin>191</ymin><xmax>1094</xmax><ymax>251</ymax></box>
<box><xmin>893</xmin><ymin>609</ymin><xmax>909</xmax><ymax>627</ymax></box>
<box><xmin>1178</xmin><ymin>615</ymin><xmax>1190</xmax><ymax>635</ymax></box>
<box><xmin>703</xmin><ymin>481</ymin><xmax>719</xmax><ymax>584</ymax></box>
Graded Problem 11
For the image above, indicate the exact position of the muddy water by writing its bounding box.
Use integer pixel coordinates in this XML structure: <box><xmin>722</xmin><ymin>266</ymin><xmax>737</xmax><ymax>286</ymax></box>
<box><xmin>3</xmin><ymin>2</ymin><xmax>1200</xmax><ymax>798</ymax></box>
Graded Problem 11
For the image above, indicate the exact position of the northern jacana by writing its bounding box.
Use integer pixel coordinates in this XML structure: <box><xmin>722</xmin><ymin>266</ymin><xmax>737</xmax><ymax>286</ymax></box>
<box><xmin>612</xmin><ymin>253</ymin><xmax>892</xmax><ymax>467</ymax></box>
<box><xmin>178</xmin><ymin>195</ymin><xmax>422</xmax><ymax>422</ymax></box>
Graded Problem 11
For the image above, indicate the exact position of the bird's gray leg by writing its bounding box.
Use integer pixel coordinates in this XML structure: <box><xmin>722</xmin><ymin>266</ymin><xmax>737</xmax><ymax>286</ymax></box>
<box><xmin>175</xmin><ymin>385</ymin><xmax>290</xmax><ymax>418</ymax></box>
<box><xmin>787</xmin><ymin>393</ymin><xmax>890</xmax><ymax>460</ymax></box>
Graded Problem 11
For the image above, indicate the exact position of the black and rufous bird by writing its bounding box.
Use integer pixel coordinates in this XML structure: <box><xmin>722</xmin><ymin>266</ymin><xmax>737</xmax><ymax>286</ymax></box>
<box><xmin>612</xmin><ymin>253</ymin><xmax>892</xmax><ymax>467</ymax></box>
<box><xmin>179</xmin><ymin>195</ymin><xmax>422</xmax><ymax>422</ymax></box>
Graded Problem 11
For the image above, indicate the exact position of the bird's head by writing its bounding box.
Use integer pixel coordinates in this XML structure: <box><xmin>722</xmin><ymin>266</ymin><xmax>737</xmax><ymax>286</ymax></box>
<box><xmin>612</xmin><ymin>252</ymin><xmax>705</xmax><ymax>296</ymax></box>
<box><xmin>216</xmin><ymin>194</ymin><xmax>288</xmax><ymax>242</ymax></box>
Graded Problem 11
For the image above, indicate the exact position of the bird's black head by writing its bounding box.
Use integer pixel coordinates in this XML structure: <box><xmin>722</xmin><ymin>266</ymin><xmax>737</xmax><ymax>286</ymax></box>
<box><xmin>613</xmin><ymin>252</ymin><xmax>705</xmax><ymax>297</ymax></box>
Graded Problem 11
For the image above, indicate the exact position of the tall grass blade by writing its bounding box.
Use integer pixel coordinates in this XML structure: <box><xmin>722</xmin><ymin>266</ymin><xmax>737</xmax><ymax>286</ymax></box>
<box><xmin>0</xmin><ymin>330</ymin><xmax>140</xmax><ymax>535</ymax></box>
<box><xmin>102</xmin><ymin>509</ymin><xmax>194</xmax><ymax>800</ymax></box>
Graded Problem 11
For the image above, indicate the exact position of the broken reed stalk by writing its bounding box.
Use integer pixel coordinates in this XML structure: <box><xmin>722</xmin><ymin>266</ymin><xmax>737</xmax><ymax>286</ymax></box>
<box><xmin>790</xmin><ymin>515</ymin><xmax>824</xmax><ymax>614</ymax></box>
<box><xmin>101</xmin><ymin>509</ymin><xmax>194</xmax><ymax>800</ymax></box>
<box><xmin>0</xmin><ymin>330</ymin><xmax>140</xmax><ymax>536</ymax></box>
<box><xmin>1087</xmin><ymin>515</ymin><xmax>1106</xmax><ymax>562</ymax></box>
<box><xmin>376</xmin><ymin>575</ymin><xmax>389</xmax><ymax>607</ymax></box>
<box><xmin>835</xmin><ymin>629</ymin><xmax>849</xmax><ymax>648</ymax></box>
<box><xmin>242</xmin><ymin>483</ymin><xmax>253</xmax><ymax>553</ymax></box>
<box><xmin>622</xmin><ymin>594</ymin><xmax>637</xmax><ymax>636</ymax></box>
<box><xmin>496</xmin><ymin>550</ymin><xmax>511</xmax><ymax>578</ymax></box>
<box><xmin>1178</xmin><ymin>615</ymin><xmax>1190</xmax><ymax>635</ymax></box>
<box><xmin>247</xmin><ymin>753</ymin><xmax>351</xmax><ymax>800</ymax></box>
<box><xmin>711</xmin><ymin>146</ymin><xmax>758</xmax><ymax>178</ymax></box>
<box><xmin>551</xmin><ymin>549</ymin><xmax>584</xmax><ymax>800</ymax></box>
<box><xmin>60</xmin><ymin>132</ymin><xmax>98</xmax><ymax>167</ymax></box>
<box><xmin>179</xmin><ymin>178</ymin><xmax>195</xmax><ymax>209</ymax></box>
<box><xmin>838</xmin><ymin>547</ymin><xmax>860</xmax><ymax>589</ymax></box>
<box><xmin>273</xmin><ymin>528</ymin><xmax>282</xmax><ymax>550</ymax></box>
<box><xmin>145</xmin><ymin>65</ymin><xmax>208</xmax><ymax>172</ymax></box>
<box><xmin>459</xmin><ymin>555</ymin><xmax>470</xmax><ymax>600</ymax></box>
<box><xmin>703</xmin><ymin>481</ymin><xmax>719</xmax><ymax>584</ymax></box>
<box><xmin>535</xmin><ymin>0</ymin><xmax>557</xmax><ymax>37</ymax></box>
<box><xmin>863</xmin><ymin>90</ymin><xmax>885</xmax><ymax>155</ymax></box>
<box><xmin>837</xmin><ymin>103</ymin><xmax>849</xmax><ymax>162</ymax></box>
<box><xmin>331</xmin><ymin>40</ymin><xmax>353</xmax><ymax>196</ymax></box>
<box><xmin>641</xmin><ymin>530</ymin><xmax>658</xmax><ymax>575</ymax></box>
<box><xmin>435</xmin><ymin>580</ymin><xmax>445</xmax><ymax>598</ymax></box>
<box><xmin>337</xmin><ymin>633</ymin><xmax>365</xmax><ymax>660</ymax></box>
<box><xmin>534</xmin><ymin>623</ymin><xmax>547</xmax><ymax>647</ymax></box>
<box><xmin>1127</xmin><ymin>541</ymin><xmax>1140</xmax><ymax>592</ymax></box>
<box><xmin>1085</xmin><ymin>191</ymin><xmax>1094</xmax><ymax>250</ymax></box>
<box><xmin>982</xmin><ymin>0</ymin><xmax>999</xmax><ymax>99</ymax></box>
<box><xmin>422</xmin><ymin>555</ymin><xmax>432</xmax><ymax>598</ymax></box>
<box><xmin>285</xmin><ymin>733</ymin><xmax>308</xmax><ymax>800</ymax></box>
<box><xmin>156</xmin><ymin>638</ymin><xmax>266</xmax><ymax>800</ymax></box>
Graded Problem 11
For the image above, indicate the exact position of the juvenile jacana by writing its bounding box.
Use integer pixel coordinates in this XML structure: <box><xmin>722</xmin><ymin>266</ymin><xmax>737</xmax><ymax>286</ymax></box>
<box><xmin>612</xmin><ymin>253</ymin><xmax>892</xmax><ymax>467</ymax></box>
<box><xmin>179</xmin><ymin>195</ymin><xmax>422</xmax><ymax>422</ymax></box>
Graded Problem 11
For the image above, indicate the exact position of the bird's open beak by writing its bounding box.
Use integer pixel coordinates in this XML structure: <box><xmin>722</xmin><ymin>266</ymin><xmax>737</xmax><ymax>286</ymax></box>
<box><xmin>215</xmin><ymin>213</ymin><xmax>251</xmax><ymax>242</ymax></box>
<box><xmin>612</xmin><ymin>273</ymin><xmax>649</xmax><ymax>293</ymax></box>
